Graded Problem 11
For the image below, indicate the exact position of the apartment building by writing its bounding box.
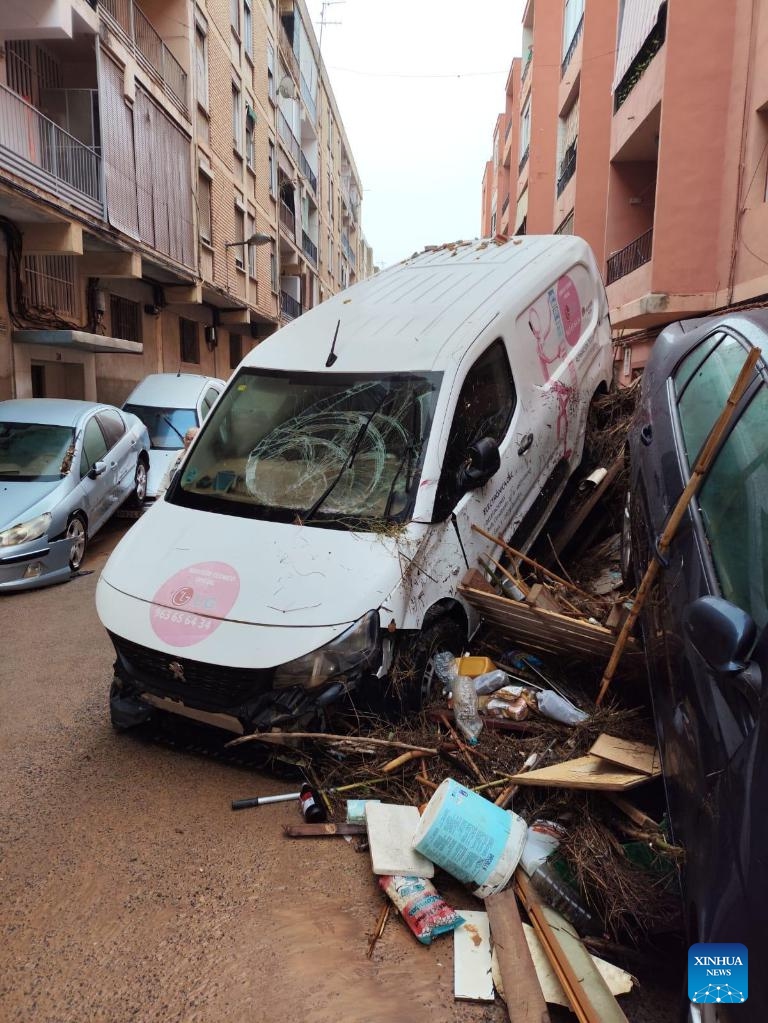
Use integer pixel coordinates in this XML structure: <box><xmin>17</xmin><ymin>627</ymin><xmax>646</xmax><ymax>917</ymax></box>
<box><xmin>481</xmin><ymin>0</ymin><xmax>768</xmax><ymax>379</ymax></box>
<box><xmin>0</xmin><ymin>0</ymin><xmax>369</xmax><ymax>403</ymax></box>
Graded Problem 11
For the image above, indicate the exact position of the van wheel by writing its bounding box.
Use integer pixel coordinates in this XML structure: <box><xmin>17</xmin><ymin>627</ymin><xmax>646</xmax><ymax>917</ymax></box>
<box><xmin>390</xmin><ymin>617</ymin><xmax>467</xmax><ymax>715</ymax></box>
<box><xmin>66</xmin><ymin>513</ymin><xmax>88</xmax><ymax>571</ymax></box>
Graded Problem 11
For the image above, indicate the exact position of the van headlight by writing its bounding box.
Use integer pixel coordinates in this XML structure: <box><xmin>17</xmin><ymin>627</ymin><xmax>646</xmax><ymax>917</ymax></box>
<box><xmin>0</xmin><ymin>512</ymin><xmax>52</xmax><ymax>547</ymax></box>
<box><xmin>273</xmin><ymin>610</ymin><xmax>381</xmax><ymax>690</ymax></box>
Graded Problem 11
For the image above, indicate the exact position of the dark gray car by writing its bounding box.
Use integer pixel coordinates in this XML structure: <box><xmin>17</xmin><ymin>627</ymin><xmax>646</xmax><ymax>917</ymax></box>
<box><xmin>0</xmin><ymin>398</ymin><xmax>150</xmax><ymax>592</ymax></box>
<box><xmin>627</xmin><ymin>310</ymin><xmax>768</xmax><ymax>1020</ymax></box>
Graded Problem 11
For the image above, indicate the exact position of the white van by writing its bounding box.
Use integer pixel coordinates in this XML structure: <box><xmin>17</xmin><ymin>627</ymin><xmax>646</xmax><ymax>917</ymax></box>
<box><xmin>98</xmin><ymin>236</ymin><xmax>613</xmax><ymax>734</ymax></box>
<box><xmin>122</xmin><ymin>373</ymin><xmax>226</xmax><ymax>498</ymax></box>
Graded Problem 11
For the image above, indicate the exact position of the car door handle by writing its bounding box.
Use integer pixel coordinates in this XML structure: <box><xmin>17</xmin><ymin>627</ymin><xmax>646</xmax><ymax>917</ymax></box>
<box><xmin>640</xmin><ymin>424</ymin><xmax>653</xmax><ymax>446</ymax></box>
<box><xmin>517</xmin><ymin>433</ymin><xmax>533</xmax><ymax>456</ymax></box>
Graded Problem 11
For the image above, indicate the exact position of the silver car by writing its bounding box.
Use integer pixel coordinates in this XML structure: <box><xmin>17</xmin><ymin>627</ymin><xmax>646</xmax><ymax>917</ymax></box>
<box><xmin>0</xmin><ymin>399</ymin><xmax>151</xmax><ymax>592</ymax></box>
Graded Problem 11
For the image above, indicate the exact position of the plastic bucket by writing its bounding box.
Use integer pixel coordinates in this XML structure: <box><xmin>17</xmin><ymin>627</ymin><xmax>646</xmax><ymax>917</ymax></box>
<box><xmin>412</xmin><ymin>778</ymin><xmax>527</xmax><ymax>898</ymax></box>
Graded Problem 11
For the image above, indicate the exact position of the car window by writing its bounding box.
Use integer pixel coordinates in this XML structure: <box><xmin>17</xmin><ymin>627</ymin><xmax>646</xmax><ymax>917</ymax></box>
<box><xmin>433</xmin><ymin>339</ymin><xmax>517</xmax><ymax>521</ymax></box>
<box><xmin>96</xmin><ymin>409</ymin><xmax>126</xmax><ymax>449</ymax></box>
<box><xmin>673</xmin><ymin>333</ymin><xmax>724</xmax><ymax>397</ymax></box>
<box><xmin>123</xmin><ymin>404</ymin><xmax>197</xmax><ymax>449</ymax></box>
<box><xmin>698</xmin><ymin>383</ymin><xmax>768</xmax><ymax>631</ymax></box>
<box><xmin>201</xmin><ymin>387</ymin><xmax>220</xmax><ymax>419</ymax></box>
<box><xmin>80</xmin><ymin>417</ymin><xmax>109</xmax><ymax>478</ymax></box>
<box><xmin>676</xmin><ymin>333</ymin><xmax>752</xmax><ymax>464</ymax></box>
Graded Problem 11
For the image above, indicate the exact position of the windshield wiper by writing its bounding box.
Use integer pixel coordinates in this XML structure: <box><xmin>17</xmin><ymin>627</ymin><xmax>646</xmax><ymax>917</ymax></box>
<box><xmin>303</xmin><ymin>393</ymin><xmax>387</xmax><ymax>523</ymax></box>
<box><xmin>160</xmin><ymin>414</ymin><xmax>186</xmax><ymax>445</ymax></box>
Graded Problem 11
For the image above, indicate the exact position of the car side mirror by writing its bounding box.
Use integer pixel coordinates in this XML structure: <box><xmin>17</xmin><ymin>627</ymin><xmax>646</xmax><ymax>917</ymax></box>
<box><xmin>456</xmin><ymin>436</ymin><xmax>501</xmax><ymax>492</ymax></box>
<box><xmin>88</xmin><ymin>460</ymin><xmax>107</xmax><ymax>480</ymax></box>
<box><xmin>684</xmin><ymin>596</ymin><xmax>757</xmax><ymax>674</ymax></box>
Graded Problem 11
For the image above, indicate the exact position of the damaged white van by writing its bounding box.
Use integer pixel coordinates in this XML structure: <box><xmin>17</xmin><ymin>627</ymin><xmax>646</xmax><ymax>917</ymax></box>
<box><xmin>97</xmin><ymin>236</ymin><xmax>613</xmax><ymax>735</ymax></box>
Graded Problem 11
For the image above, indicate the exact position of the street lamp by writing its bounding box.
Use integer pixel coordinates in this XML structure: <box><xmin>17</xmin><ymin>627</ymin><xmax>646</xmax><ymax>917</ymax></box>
<box><xmin>224</xmin><ymin>232</ymin><xmax>272</xmax><ymax>292</ymax></box>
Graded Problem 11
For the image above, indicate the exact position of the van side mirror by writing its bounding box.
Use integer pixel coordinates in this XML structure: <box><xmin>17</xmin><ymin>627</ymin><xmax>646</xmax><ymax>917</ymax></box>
<box><xmin>456</xmin><ymin>437</ymin><xmax>501</xmax><ymax>492</ymax></box>
<box><xmin>684</xmin><ymin>596</ymin><xmax>757</xmax><ymax>674</ymax></box>
<box><xmin>88</xmin><ymin>460</ymin><xmax>107</xmax><ymax>480</ymax></box>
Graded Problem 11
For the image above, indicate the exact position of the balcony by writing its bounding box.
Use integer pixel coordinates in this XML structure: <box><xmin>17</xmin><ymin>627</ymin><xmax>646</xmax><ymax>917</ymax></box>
<box><xmin>277</xmin><ymin>109</ymin><xmax>300</xmax><ymax>163</ymax></box>
<box><xmin>302</xmin><ymin>230</ymin><xmax>317</xmax><ymax>265</ymax></box>
<box><xmin>614</xmin><ymin>11</ymin><xmax>666</xmax><ymax>112</ymax></box>
<box><xmin>279</xmin><ymin>200</ymin><xmax>296</xmax><ymax>236</ymax></box>
<box><xmin>99</xmin><ymin>0</ymin><xmax>187</xmax><ymax>116</ymax></box>
<box><xmin>0</xmin><ymin>84</ymin><xmax>102</xmax><ymax>217</ymax></box>
<box><xmin>556</xmin><ymin>140</ymin><xmax>577</xmax><ymax>197</ymax></box>
<box><xmin>300</xmin><ymin>72</ymin><xmax>317</xmax><ymax>125</ymax></box>
<box><xmin>500</xmin><ymin>194</ymin><xmax>509</xmax><ymax>217</ymax></box>
<box><xmin>280</xmin><ymin>289</ymin><xmax>301</xmax><ymax>320</ymax></box>
<box><xmin>522</xmin><ymin>47</ymin><xmax>532</xmax><ymax>85</ymax></box>
<box><xmin>561</xmin><ymin>14</ymin><xmax>584</xmax><ymax>77</ymax></box>
<box><xmin>606</xmin><ymin>228</ymin><xmax>653</xmax><ymax>285</ymax></box>
<box><xmin>518</xmin><ymin>145</ymin><xmax>529</xmax><ymax>174</ymax></box>
<box><xmin>278</xmin><ymin>22</ymin><xmax>300</xmax><ymax>85</ymax></box>
<box><xmin>299</xmin><ymin>150</ymin><xmax>317</xmax><ymax>194</ymax></box>
<box><xmin>341</xmin><ymin>231</ymin><xmax>356</xmax><ymax>269</ymax></box>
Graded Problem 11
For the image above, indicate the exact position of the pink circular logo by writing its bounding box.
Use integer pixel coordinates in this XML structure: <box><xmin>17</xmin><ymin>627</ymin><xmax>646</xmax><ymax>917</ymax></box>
<box><xmin>557</xmin><ymin>274</ymin><xmax>582</xmax><ymax>348</ymax></box>
<box><xmin>149</xmin><ymin>561</ymin><xmax>240</xmax><ymax>647</ymax></box>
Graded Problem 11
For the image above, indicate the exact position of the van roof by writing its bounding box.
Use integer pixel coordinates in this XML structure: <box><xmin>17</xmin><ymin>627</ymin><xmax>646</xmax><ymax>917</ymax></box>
<box><xmin>123</xmin><ymin>373</ymin><xmax>223</xmax><ymax>408</ymax></box>
<box><xmin>245</xmin><ymin>235</ymin><xmax>598</xmax><ymax>375</ymax></box>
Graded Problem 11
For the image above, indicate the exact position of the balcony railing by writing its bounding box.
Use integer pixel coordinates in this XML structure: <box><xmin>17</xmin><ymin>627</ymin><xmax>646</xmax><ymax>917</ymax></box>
<box><xmin>522</xmin><ymin>47</ymin><xmax>533</xmax><ymax>84</ymax></box>
<box><xmin>280</xmin><ymin>289</ymin><xmax>302</xmax><ymax>320</ymax></box>
<box><xmin>277</xmin><ymin>109</ymin><xmax>301</xmax><ymax>163</ymax></box>
<box><xmin>279</xmin><ymin>200</ymin><xmax>296</xmax><ymax>235</ymax></box>
<box><xmin>300</xmin><ymin>72</ymin><xmax>317</xmax><ymax>125</ymax></box>
<box><xmin>278</xmin><ymin>23</ymin><xmax>300</xmax><ymax>84</ymax></box>
<box><xmin>99</xmin><ymin>0</ymin><xmax>187</xmax><ymax>116</ymax></box>
<box><xmin>614</xmin><ymin>9</ymin><xmax>667</xmax><ymax>111</ymax></box>
<box><xmin>299</xmin><ymin>150</ymin><xmax>317</xmax><ymax>194</ymax></box>
<box><xmin>0</xmin><ymin>84</ymin><xmax>102</xmax><ymax>217</ymax></box>
<box><xmin>302</xmin><ymin>230</ymin><xmax>317</xmax><ymax>265</ymax></box>
<box><xmin>518</xmin><ymin>145</ymin><xmax>529</xmax><ymax>174</ymax></box>
<box><xmin>556</xmin><ymin>141</ymin><xmax>577</xmax><ymax>196</ymax></box>
<box><xmin>501</xmin><ymin>194</ymin><xmax>509</xmax><ymax>216</ymax></box>
<box><xmin>341</xmin><ymin>231</ymin><xmax>356</xmax><ymax>269</ymax></box>
<box><xmin>561</xmin><ymin>14</ymin><xmax>584</xmax><ymax>76</ymax></box>
<box><xmin>606</xmin><ymin>228</ymin><xmax>654</xmax><ymax>285</ymax></box>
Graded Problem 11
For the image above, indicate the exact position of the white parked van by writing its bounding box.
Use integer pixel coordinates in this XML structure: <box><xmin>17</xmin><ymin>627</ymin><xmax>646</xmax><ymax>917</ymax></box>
<box><xmin>98</xmin><ymin>237</ymin><xmax>612</xmax><ymax>734</ymax></box>
<box><xmin>122</xmin><ymin>373</ymin><xmax>225</xmax><ymax>498</ymax></box>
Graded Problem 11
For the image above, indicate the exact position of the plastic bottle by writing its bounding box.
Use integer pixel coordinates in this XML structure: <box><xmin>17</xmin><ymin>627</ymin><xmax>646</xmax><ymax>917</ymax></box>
<box><xmin>535</xmin><ymin>690</ymin><xmax>589</xmax><ymax>725</ymax></box>
<box><xmin>528</xmin><ymin>860</ymin><xmax>601</xmax><ymax>935</ymax></box>
<box><xmin>452</xmin><ymin>673</ymin><xmax>483</xmax><ymax>745</ymax></box>
<box><xmin>299</xmin><ymin>783</ymin><xmax>327</xmax><ymax>823</ymax></box>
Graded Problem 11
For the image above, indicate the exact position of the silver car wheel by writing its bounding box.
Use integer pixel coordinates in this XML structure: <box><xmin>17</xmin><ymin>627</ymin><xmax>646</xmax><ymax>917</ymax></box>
<box><xmin>67</xmin><ymin>516</ymin><xmax>87</xmax><ymax>571</ymax></box>
<box><xmin>134</xmin><ymin>460</ymin><xmax>148</xmax><ymax>503</ymax></box>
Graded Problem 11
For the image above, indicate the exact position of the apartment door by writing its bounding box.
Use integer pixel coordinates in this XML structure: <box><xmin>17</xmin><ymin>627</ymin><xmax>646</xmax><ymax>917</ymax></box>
<box><xmin>30</xmin><ymin>360</ymin><xmax>85</xmax><ymax>399</ymax></box>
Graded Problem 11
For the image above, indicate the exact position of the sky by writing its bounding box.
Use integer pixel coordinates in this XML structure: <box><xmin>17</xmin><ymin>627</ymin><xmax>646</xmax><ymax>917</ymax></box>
<box><xmin>304</xmin><ymin>1</ymin><xmax>523</xmax><ymax>269</ymax></box>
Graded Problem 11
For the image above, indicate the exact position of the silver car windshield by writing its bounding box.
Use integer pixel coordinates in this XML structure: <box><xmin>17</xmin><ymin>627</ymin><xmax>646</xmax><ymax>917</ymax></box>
<box><xmin>0</xmin><ymin>422</ymin><xmax>75</xmax><ymax>482</ymax></box>
<box><xmin>123</xmin><ymin>405</ymin><xmax>197</xmax><ymax>450</ymax></box>
<box><xmin>169</xmin><ymin>369</ymin><xmax>442</xmax><ymax>527</ymax></box>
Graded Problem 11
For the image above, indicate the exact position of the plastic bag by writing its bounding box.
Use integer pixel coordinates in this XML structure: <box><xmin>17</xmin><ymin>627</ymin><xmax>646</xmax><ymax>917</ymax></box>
<box><xmin>473</xmin><ymin>669</ymin><xmax>511</xmax><ymax>695</ymax></box>
<box><xmin>433</xmin><ymin>651</ymin><xmax>458</xmax><ymax>685</ymax></box>
<box><xmin>379</xmin><ymin>875</ymin><xmax>464</xmax><ymax>945</ymax></box>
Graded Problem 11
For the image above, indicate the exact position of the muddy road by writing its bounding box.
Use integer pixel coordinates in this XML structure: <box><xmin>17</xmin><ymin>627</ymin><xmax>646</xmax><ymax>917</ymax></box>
<box><xmin>0</xmin><ymin>518</ymin><xmax>678</xmax><ymax>1022</ymax></box>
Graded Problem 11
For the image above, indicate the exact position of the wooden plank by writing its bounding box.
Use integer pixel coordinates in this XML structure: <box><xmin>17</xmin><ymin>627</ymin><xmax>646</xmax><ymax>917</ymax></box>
<box><xmin>454</xmin><ymin>910</ymin><xmax>494</xmax><ymax>1002</ymax></box>
<box><xmin>526</xmin><ymin>583</ymin><xmax>563</xmax><ymax>612</ymax></box>
<box><xmin>548</xmin><ymin>455</ymin><xmax>624</xmax><ymax>558</ymax></box>
<box><xmin>521</xmin><ymin>924</ymin><xmax>634</xmax><ymax>1007</ymax></box>
<box><xmin>461</xmin><ymin>567</ymin><xmax>498</xmax><ymax>594</ymax></box>
<box><xmin>485</xmin><ymin>890</ymin><xmax>550</xmax><ymax>1022</ymax></box>
<box><xmin>605</xmin><ymin>794</ymin><xmax>662</xmax><ymax>831</ymax></box>
<box><xmin>283</xmin><ymin>823</ymin><xmax>367</xmax><ymax>838</ymax></box>
<box><xmin>515</xmin><ymin>871</ymin><xmax>629</xmax><ymax>1023</ymax></box>
<box><xmin>365</xmin><ymin>803</ymin><xmax>434</xmax><ymax>877</ymax></box>
<box><xmin>506</xmin><ymin>754</ymin><xmax>659</xmax><ymax>792</ymax></box>
<box><xmin>590</xmin><ymin>735</ymin><xmax>660</xmax><ymax>776</ymax></box>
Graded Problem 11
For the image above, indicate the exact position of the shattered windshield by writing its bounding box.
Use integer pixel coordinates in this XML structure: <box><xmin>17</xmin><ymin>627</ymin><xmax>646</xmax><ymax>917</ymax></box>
<box><xmin>169</xmin><ymin>369</ymin><xmax>442</xmax><ymax>527</ymax></box>
<box><xmin>0</xmin><ymin>422</ymin><xmax>75</xmax><ymax>481</ymax></box>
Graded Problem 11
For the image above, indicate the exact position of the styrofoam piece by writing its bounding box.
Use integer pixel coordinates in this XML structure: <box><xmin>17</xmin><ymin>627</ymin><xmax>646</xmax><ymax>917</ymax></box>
<box><xmin>365</xmin><ymin>802</ymin><xmax>434</xmax><ymax>877</ymax></box>
<box><xmin>454</xmin><ymin>910</ymin><xmax>494</xmax><ymax>1002</ymax></box>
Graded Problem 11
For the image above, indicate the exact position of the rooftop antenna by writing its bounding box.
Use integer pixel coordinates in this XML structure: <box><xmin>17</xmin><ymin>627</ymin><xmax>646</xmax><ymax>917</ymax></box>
<box><xmin>325</xmin><ymin>318</ymin><xmax>341</xmax><ymax>367</ymax></box>
<box><xmin>319</xmin><ymin>0</ymin><xmax>344</xmax><ymax>49</ymax></box>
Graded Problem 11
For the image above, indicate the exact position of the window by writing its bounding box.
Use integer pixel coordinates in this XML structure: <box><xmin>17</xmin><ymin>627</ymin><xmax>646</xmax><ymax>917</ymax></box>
<box><xmin>268</xmin><ymin>141</ymin><xmax>277</xmax><ymax>197</ymax></box>
<box><xmin>328</xmin><ymin>235</ymin><xmax>334</xmax><ymax>277</ymax></box>
<box><xmin>245</xmin><ymin>106</ymin><xmax>255</xmax><ymax>169</ymax></box>
<box><xmin>232</xmin><ymin>82</ymin><xmax>242</xmax><ymax>152</ymax></box>
<box><xmin>562</xmin><ymin>0</ymin><xmax>585</xmax><ymax>58</ymax></box>
<box><xmin>180</xmin><ymin>318</ymin><xmax>200</xmax><ymax>364</ymax></box>
<box><xmin>243</xmin><ymin>0</ymin><xmax>253</xmax><ymax>58</ymax></box>
<box><xmin>267</xmin><ymin>42</ymin><xmax>276</xmax><ymax>103</ymax></box>
<box><xmin>433</xmin><ymin>340</ymin><xmax>517</xmax><ymax>521</ymax></box>
<box><xmin>234</xmin><ymin>206</ymin><xmax>245</xmax><ymax>269</ymax></box>
<box><xmin>229</xmin><ymin>334</ymin><xmax>243</xmax><ymax>370</ymax></box>
<box><xmin>676</xmin><ymin>333</ymin><xmax>750</xmax><ymax>464</ymax></box>
<box><xmin>110</xmin><ymin>295</ymin><xmax>142</xmax><ymax>342</ymax></box>
<box><xmin>96</xmin><ymin>409</ymin><xmax>126</xmax><ymax>449</ymax></box>
<box><xmin>230</xmin><ymin>0</ymin><xmax>240</xmax><ymax>36</ymax></box>
<box><xmin>327</xmin><ymin>173</ymin><xmax>333</xmax><ymax>217</ymax></box>
<box><xmin>195</xmin><ymin>23</ymin><xmax>208</xmax><ymax>109</ymax></box>
<box><xmin>80</xmin><ymin>417</ymin><xmax>108</xmax><ymax>478</ymax></box>
<box><xmin>520</xmin><ymin>99</ymin><xmax>531</xmax><ymax>160</ymax></box>
<box><xmin>247</xmin><ymin>214</ymin><xmax>256</xmax><ymax>277</ymax></box>
<box><xmin>699</xmin><ymin>383</ymin><xmax>768</xmax><ymax>630</ymax></box>
<box><xmin>198</xmin><ymin>172</ymin><xmax>212</xmax><ymax>244</ymax></box>
<box><xmin>202</xmin><ymin>386</ymin><xmax>221</xmax><ymax>417</ymax></box>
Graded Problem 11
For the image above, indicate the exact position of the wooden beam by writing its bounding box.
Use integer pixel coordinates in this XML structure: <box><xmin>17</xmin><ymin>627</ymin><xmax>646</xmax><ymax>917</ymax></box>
<box><xmin>23</xmin><ymin>222</ymin><xmax>83</xmax><ymax>255</ymax></box>
<box><xmin>80</xmin><ymin>251</ymin><xmax>142</xmax><ymax>278</ymax></box>
<box><xmin>486</xmin><ymin>890</ymin><xmax>550</xmax><ymax>1022</ymax></box>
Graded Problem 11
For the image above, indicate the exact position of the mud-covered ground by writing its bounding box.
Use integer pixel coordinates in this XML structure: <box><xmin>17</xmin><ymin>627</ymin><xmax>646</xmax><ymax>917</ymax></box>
<box><xmin>0</xmin><ymin>518</ymin><xmax>680</xmax><ymax>1022</ymax></box>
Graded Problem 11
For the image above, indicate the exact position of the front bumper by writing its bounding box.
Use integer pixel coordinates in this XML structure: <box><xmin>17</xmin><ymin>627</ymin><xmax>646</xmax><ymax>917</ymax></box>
<box><xmin>109</xmin><ymin>632</ymin><xmax>365</xmax><ymax>734</ymax></box>
<box><xmin>0</xmin><ymin>535</ymin><xmax>72</xmax><ymax>592</ymax></box>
